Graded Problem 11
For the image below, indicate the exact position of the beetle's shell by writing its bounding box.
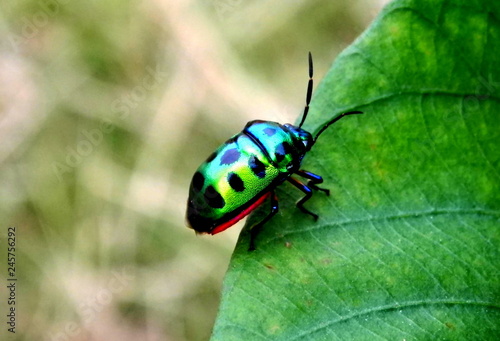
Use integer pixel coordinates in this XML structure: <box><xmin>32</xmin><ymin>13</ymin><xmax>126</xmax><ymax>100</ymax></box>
<box><xmin>186</xmin><ymin>120</ymin><xmax>311</xmax><ymax>234</ymax></box>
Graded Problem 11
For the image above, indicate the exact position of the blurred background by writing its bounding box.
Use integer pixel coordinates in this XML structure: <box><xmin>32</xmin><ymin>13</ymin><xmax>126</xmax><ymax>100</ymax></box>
<box><xmin>1</xmin><ymin>0</ymin><xmax>388</xmax><ymax>340</ymax></box>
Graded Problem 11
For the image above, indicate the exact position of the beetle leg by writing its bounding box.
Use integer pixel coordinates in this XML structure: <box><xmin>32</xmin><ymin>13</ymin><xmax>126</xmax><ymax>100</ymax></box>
<box><xmin>249</xmin><ymin>191</ymin><xmax>279</xmax><ymax>251</ymax></box>
<box><xmin>287</xmin><ymin>177</ymin><xmax>319</xmax><ymax>221</ymax></box>
<box><xmin>295</xmin><ymin>169</ymin><xmax>330</xmax><ymax>195</ymax></box>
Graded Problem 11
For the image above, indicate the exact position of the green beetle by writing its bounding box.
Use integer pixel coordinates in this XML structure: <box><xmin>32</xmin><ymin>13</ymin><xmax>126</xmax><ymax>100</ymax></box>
<box><xmin>186</xmin><ymin>53</ymin><xmax>362</xmax><ymax>250</ymax></box>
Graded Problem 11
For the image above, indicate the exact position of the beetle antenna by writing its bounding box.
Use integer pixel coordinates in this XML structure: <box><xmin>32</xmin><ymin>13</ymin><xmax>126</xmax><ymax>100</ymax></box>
<box><xmin>298</xmin><ymin>52</ymin><xmax>313</xmax><ymax>128</ymax></box>
<box><xmin>312</xmin><ymin>111</ymin><xmax>363</xmax><ymax>145</ymax></box>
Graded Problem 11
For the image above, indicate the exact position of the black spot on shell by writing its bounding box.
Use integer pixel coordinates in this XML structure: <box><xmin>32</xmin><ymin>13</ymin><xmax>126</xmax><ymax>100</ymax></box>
<box><xmin>204</xmin><ymin>185</ymin><xmax>225</xmax><ymax>209</ymax></box>
<box><xmin>220</xmin><ymin>148</ymin><xmax>241</xmax><ymax>165</ymax></box>
<box><xmin>275</xmin><ymin>141</ymin><xmax>293</xmax><ymax>163</ymax></box>
<box><xmin>206</xmin><ymin>151</ymin><xmax>217</xmax><ymax>163</ymax></box>
<box><xmin>263</xmin><ymin>127</ymin><xmax>277</xmax><ymax>136</ymax></box>
<box><xmin>192</xmin><ymin>172</ymin><xmax>205</xmax><ymax>192</ymax></box>
<box><xmin>249</xmin><ymin>156</ymin><xmax>266</xmax><ymax>178</ymax></box>
<box><xmin>186</xmin><ymin>200</ymin><xmax>214</xmax><ymax>233</ymax></box>
<box><xmin>228</xmin><ymin>172</ymin><xmax>245</xmax><ymax>192</ymax></box>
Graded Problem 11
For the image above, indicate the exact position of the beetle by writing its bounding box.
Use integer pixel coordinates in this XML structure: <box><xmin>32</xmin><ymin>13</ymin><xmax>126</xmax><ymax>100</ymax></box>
<box><xmin>186</xmin><ymin>52</ymin><xmax>362</xmax><ymax>250</ymax></box>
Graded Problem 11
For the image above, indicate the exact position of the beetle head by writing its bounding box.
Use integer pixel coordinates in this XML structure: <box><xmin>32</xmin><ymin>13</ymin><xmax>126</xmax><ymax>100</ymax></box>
<box><xmin>283</xmin><ymin>124</ymin><xmax>314</xmax><ymax>151</ymax></box>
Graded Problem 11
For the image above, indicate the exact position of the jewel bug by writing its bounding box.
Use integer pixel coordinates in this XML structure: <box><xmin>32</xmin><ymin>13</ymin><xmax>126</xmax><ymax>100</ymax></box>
<box><xmin>186</xmin><ymin>53</ymin><xmax>362</xmax><ymax>250</ymax></box>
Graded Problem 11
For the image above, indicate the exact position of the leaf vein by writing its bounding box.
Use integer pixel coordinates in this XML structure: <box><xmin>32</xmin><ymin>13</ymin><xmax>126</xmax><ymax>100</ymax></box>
<box><xmin>290</xmin><ymin>299</ymin><xmax>500</xmax><ymax>340</ymax></box>
<box><xmin>266</xmin><ymin>207</ymin><xmax>500</xmax><ymax>241</ymax></box>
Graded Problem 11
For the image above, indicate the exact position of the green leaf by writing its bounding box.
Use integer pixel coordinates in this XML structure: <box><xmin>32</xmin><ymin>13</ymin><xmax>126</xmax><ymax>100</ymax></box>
<box><xmin>211</xmin><ymin>0</ymin><xmax>500</xmax><ymax>339</ymax></box>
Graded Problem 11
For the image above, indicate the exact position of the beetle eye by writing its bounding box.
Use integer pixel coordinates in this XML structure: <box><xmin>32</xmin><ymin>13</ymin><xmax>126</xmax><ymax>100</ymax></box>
<box><xmin>301</xmin><ymin>138</ymin><xmax>312</xmax><ymax>151</ymax></box>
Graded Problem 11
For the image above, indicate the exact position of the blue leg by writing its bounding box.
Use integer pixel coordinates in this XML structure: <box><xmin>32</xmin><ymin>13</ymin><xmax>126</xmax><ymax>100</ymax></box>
<box><xmin>296</xmin><ymin>169</ymin><xmax>330</xmax><ymax>195</ymax></box>
<box><xmin>287</xmin><ymin>177</ymin><xmax>318</xmax><ymax>221</ymax></box>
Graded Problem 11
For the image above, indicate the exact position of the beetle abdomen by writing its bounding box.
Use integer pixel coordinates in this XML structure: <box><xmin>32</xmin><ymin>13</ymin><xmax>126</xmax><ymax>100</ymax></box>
<box><xmin>187</xmin><ymin>132</ymin><xmax>282</xmax><ymax>233</ymax></box>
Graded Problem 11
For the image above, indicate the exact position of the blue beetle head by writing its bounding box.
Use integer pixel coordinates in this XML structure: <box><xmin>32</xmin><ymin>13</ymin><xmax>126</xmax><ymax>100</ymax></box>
<box><xmin>283</xmin><ymin>124</ymin><xmax>314</xmax><ymax>151</ymax></box>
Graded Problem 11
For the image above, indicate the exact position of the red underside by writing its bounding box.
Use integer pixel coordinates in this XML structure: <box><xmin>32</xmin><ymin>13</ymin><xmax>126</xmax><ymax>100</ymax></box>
<box><xmin>210</xmin><ymin>192</ymin><xmax>271</xmax><ymax>235</ymax></box>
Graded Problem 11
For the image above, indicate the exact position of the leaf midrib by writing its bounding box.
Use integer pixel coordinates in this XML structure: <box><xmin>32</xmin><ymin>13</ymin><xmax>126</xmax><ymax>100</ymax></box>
<box><xmin>290</xmin><ymin>299</ymin><xmax>500</xmax><ymax>340</ymax></box>
<box><xmin>311</xmin><ymin>91</ymin><xmax>500</xmax><ymax>121</ymax></box>
<box><xmin>264</xmin><ymin>207</ymin><xmax>499</xmax><ymax>242</ymax></box>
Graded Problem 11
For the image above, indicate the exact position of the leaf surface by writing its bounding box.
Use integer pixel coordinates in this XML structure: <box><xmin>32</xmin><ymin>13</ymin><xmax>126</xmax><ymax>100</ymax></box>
<box><xmin>212</xmin><ymin>0</ymin><xmax>500</xmax><ymax>339</ymax></box>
